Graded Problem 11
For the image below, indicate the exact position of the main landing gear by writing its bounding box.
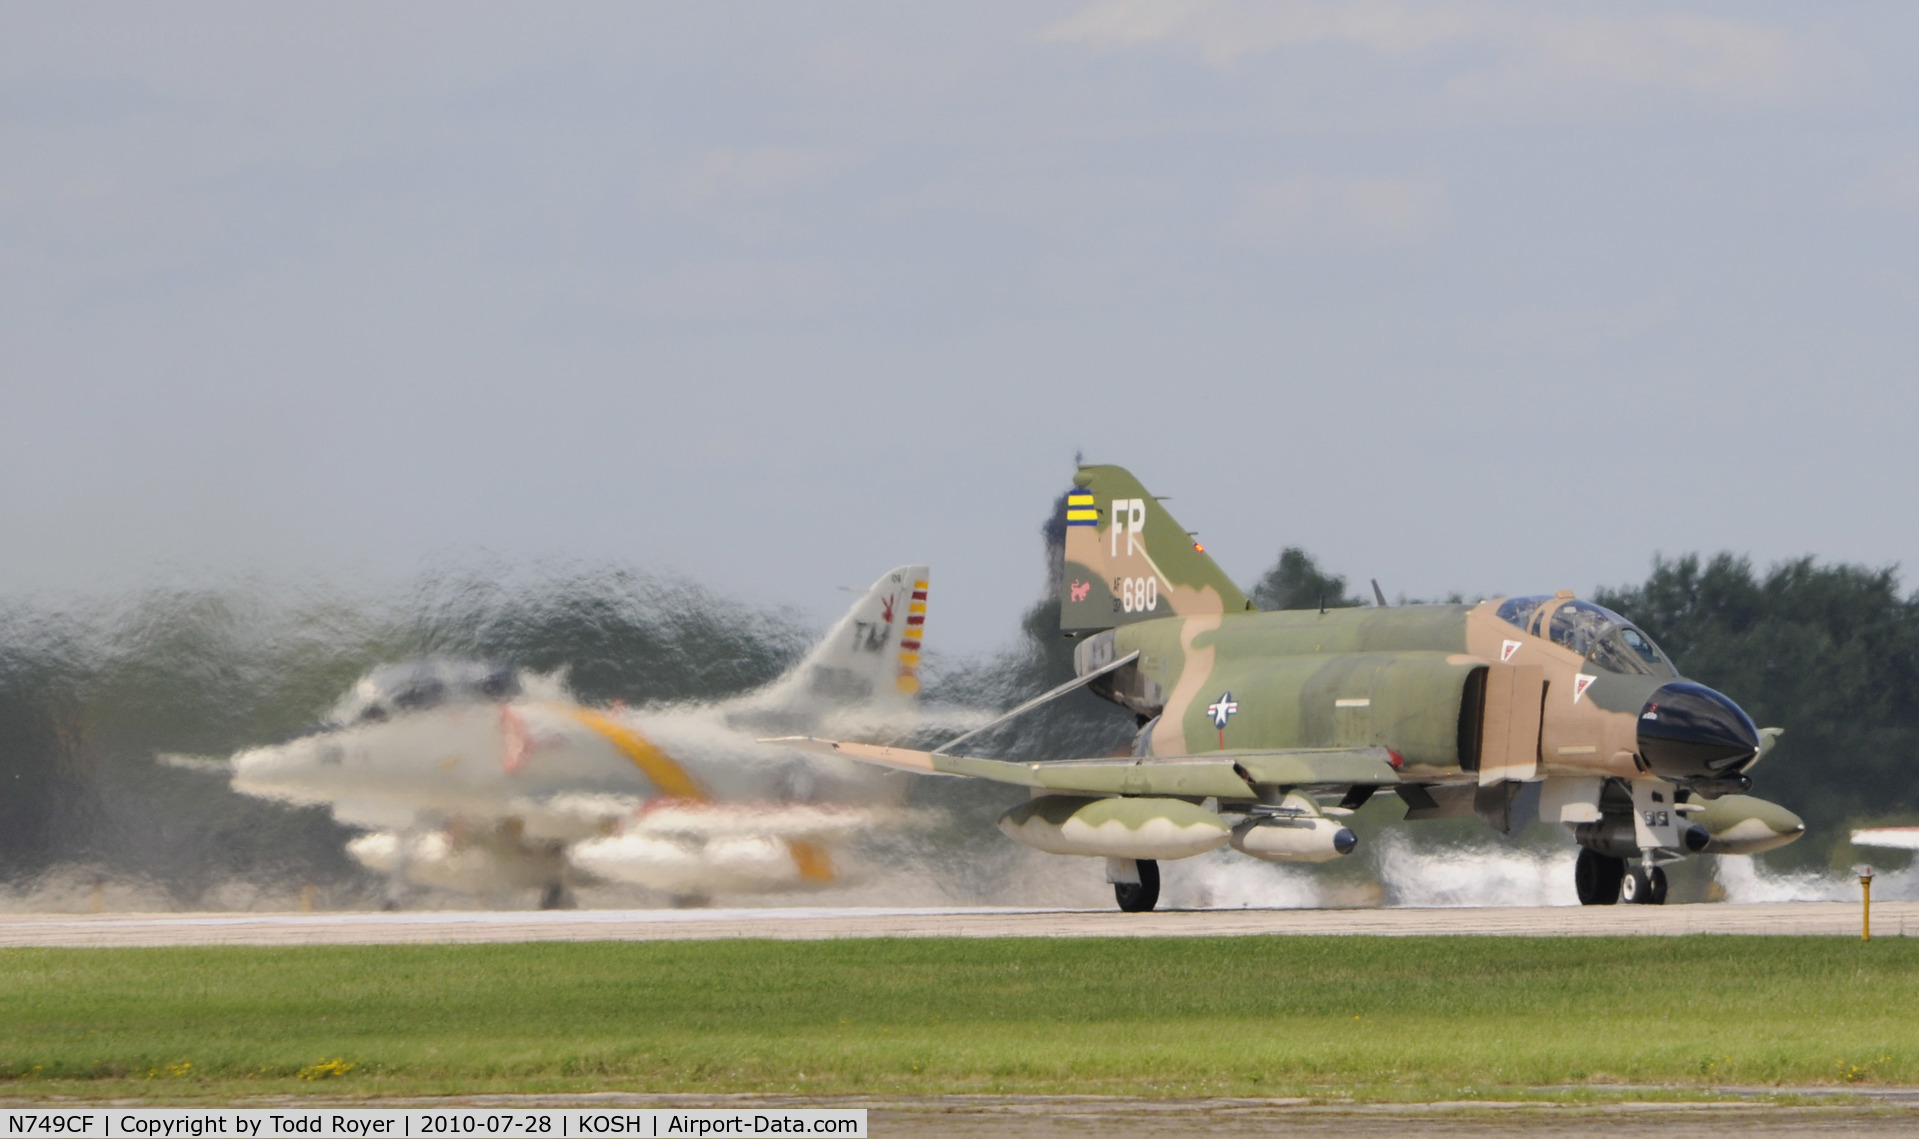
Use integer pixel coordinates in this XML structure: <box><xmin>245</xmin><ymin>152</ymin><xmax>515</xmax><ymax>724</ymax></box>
<box><xmin>1574</xmin><ymin>848</ymin><xmax>1623</xmax><ymax>906</ymax></box>
<box><xmin>1114</xmin><ymin>859</ymin><xmax>1161</xmax><ymax>913</ymax></box>
<box><xmin>1575</xmin><ymin>848</ymin><xmax>1667</xmax><ymax>905</ymax></box>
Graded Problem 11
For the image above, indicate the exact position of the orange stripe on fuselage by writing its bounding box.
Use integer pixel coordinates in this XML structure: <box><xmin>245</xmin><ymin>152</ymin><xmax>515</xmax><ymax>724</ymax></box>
<box><xmin>565</xmin><ymin>707</ymin><xmax>707</xmax><ymax>801</ymax></box>
<box><xmin>565</xmin><ymin>705</ymin><xmax>835</xmax><ymax>884</ymax></box>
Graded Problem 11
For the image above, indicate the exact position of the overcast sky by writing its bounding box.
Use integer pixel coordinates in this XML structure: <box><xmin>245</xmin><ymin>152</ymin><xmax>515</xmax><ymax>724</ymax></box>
<box><xmin>5</xmin><ymin>2</ymin><xmax>1918</xmax><ymax>653</ymax></box>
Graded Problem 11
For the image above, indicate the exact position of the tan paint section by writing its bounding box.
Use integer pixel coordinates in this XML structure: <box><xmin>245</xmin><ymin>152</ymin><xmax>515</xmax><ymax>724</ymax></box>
<box><xmin>770</xmin><ymin>737</ymin><xmax>940</xmax><ymax>773</ymax></box>
<box><xmin>1478</xmin><ymin>663</ymin><xmax>1544</xmax><ymax>785</ymax></box>
<box><xmin>1464</xmin><ymin>601</ymin><xmax>1639</xmax><ymax>780</ymax></box>
<box><xmin>1150</xmin><ymin>612</ymin><xmax>1222</xmax><ymax>756</ymax></box>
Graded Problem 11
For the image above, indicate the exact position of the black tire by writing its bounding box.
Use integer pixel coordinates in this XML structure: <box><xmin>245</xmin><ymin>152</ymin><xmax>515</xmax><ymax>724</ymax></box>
<box><xmin>1646</xmin><ymin>865</ymin><xmax>1668</xmax><ymax>905</ymax></box>
<box><xmin>1621</xmin><ymin>865</ymin><xmax>1670</xmax><ymax>905</ymax></box>
<box><xmin>1114</xmin><ymin>859</ymin><xmax>1161</xmax><ymax>913</ymax></box>
<box><xmin>1575</xmin><ymin>848</ymin><xmax>1625</xmax><ymax>906</ymax></box>
<box><xmin>538</xmin><ymin>883</ymin><xmax>570</xmax><ymax>910</ymax></box>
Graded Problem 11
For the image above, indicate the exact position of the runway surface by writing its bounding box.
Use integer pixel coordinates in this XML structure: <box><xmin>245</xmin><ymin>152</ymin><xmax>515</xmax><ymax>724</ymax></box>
<box><xmin>2</xmin><ymin>900</ymin><xmax>1911</xmax><ymax>946</ymax></box>
<box><xmin>6</xmin><ymin>1094</ymin><xmax>1912</xmax><ymax>1137</ymax></box>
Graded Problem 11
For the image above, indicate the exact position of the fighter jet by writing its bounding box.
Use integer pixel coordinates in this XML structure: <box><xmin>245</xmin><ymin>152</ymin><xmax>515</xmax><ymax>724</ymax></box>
<box><xmin>224</xmin><ymin>565</ymin><xmax>932</xmax><ymax>907</ymax></box>
<box><xmin>773</xmin><ymin>466</ymin><xmax>1804</xmax><ymax>912</ymax></box>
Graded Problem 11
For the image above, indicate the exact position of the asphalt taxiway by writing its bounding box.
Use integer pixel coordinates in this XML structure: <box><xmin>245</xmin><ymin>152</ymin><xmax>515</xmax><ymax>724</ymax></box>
<box><xmin>2</xmin><ymin>901</ymin><xmax>1910</xmax><ymax>947</ymax></box>
<box><xmin>22</xmin><ymin>1094</ymin><xmax>1912</xmax><ymax>1137</ymax></box>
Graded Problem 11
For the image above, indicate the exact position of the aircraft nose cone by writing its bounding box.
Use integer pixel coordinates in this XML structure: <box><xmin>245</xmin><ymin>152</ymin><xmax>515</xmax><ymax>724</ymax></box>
<box><xmin>1637</xmin><ymin>681</ymin><xmax>1760</xmax><ymax>781</ymax></box>
<box><xmin>230</xmin><ymin>730</ymin><xmax>340</xmax><ymax>796</ymax></box>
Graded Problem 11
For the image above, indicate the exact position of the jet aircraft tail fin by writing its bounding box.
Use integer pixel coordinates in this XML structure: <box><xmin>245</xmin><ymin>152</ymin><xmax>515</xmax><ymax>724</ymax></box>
<box><xmin>739</xmin><ymin>565</ymin><xmax>931</xmax><ymax>720</ymax></box>
<box><xmin>1059</xmin><ymin>465</ymin><xmax>1254</xmax><ymax>634</ymax></box>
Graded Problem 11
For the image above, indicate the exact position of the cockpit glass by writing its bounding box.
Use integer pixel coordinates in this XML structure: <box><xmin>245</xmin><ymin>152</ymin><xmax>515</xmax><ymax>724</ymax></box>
<box><xmin>1619</xmin><ymin>627</ymin><xmax>1662</xmax><ymax>665</ymax></box>
<box><xmin>1494</xmin><ymin>597</ymin><xmax>1675</xmax><ymax>678</ymax></box>
<box><xmin>326</xmin><ymin>660</ymin><xmax>523</xmax><ymax>726</ymax></box>
<box><xmin>1495</xmin><ymin>595</ymin><xmax>1547</xmax><ymax>633</ymax></box>
<box><xmin>1550</xmin><ymin>601</ymin><xmax>1674</xmax><ymax>677</ymax></box>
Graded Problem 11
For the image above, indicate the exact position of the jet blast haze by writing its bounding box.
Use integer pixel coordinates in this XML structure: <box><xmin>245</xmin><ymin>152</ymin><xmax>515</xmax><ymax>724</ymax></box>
<box><xmin>222</xmin><ymin>567</ymin><xmax>933</xmax><ymax>907</ymax></box>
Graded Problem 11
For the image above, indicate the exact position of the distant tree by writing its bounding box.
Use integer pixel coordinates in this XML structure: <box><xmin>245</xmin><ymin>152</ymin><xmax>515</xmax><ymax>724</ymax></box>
<box><xmin>1248</xmin><ymin>548</ymin><xmax>1366</xmax><ymax>612</ymax></box>
<box><xmin>1598</xmin><ymin>554</ymin><xmax>1919</xmax><ymax>864</ymax></box>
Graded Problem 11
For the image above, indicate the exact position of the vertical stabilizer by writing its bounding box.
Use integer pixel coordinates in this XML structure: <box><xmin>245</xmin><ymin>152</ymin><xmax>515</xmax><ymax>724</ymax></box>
<box><xmin>1060</xmin><ymin>465</ymin><xmax>1253</xmax><ymax>634</ymax></box>
<box><xmin>744</xmin><ymin>565</ymin><xmax>930</xmax><ymax>714</ymax></box>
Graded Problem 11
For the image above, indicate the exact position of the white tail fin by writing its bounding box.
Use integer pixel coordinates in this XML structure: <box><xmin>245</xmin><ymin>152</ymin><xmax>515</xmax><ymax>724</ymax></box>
<box><xmin>730</xmin><ymin>565</ymin><xmax>930</xmax><ymax>725</ymax></box>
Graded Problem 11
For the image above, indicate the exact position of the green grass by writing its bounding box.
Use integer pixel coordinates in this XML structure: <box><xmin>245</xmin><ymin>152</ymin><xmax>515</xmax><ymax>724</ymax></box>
<box><xmin>1</xmin><ymin>937</ymin><xmax>1915</xmax><ymax>1102</ymax></box>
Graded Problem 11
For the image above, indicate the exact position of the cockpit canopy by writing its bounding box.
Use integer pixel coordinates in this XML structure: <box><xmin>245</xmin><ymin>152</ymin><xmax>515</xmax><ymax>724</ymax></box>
<box><xmin>325</xmin><ymin>659</ymin><xmax>524</xmax><ymax>727</ymax></box>
<box><xmin>1494</xmin><ymin>596</ymin><xmax>1676</xmax><ymax>678</ymax></box>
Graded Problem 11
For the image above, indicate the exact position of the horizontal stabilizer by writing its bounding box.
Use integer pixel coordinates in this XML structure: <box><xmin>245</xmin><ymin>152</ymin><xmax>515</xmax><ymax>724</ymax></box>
<box><xmin>763</xmin><ymin>737</ymin><xmax>1400</xmax><ymax>799</ymax></box>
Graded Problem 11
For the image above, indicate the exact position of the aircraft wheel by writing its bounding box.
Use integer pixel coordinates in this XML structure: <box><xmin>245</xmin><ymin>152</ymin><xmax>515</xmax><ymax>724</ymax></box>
<box><xmin>1114</xmin><ymin>859</ymin><xmax>1160</xmax><ymax>913</ymax></box>
<box><xmin>1575</xmin><ymin>848</ymin><xmax>1625</xmax><ymax>906</ymax></box>
<box><xmin>1621</xmin><ymin>866</ymin><xmax>1669</xmax><ymax>905</ymax></box>
<box><xmin>538</xmin><ymin>883</ymin><xmax>572</xmax><ymax>910</ymax></box>
<box><xmin>1646</xmin><ymin>866</ymin><xmax>1668</xmax><ymax>905</ymax></box>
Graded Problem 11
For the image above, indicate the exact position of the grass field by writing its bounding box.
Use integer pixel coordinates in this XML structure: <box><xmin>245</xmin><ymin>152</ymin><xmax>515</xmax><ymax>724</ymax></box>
<box><xmin>2</xmin><ymin>937</ymin><xmax>1915</xmax><ymax>1102</ymax></box>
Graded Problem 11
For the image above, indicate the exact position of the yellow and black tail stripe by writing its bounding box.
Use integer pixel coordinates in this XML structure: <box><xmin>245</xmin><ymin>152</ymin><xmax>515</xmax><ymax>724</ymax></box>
<box><xmin>1065</xmin><ymin>490</ymin><xmax>1098</xmax><ymax>527</ymax></box>
<box><xmin>897</xmin><ymin>578</ymin><xmax>929</xmax><ymax>693</ymax></box>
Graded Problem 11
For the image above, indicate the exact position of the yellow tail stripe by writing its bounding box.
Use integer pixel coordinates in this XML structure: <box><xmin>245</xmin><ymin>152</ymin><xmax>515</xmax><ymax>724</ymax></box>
<box><xmin>567</xmin><ymin>708</ymin><xmax>707</xmax><ymax>801</ymax></box>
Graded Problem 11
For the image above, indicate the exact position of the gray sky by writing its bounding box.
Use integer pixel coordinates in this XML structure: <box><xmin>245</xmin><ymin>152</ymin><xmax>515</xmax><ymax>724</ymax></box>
<box><xmin>5</xmin><ymin>2</ymin><xmax>1918</xmax><ymax>653</ymax></box>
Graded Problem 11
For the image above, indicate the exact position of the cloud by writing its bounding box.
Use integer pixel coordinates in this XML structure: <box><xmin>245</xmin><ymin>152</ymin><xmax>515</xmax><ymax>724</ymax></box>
<box><xmin>1043</xmin><ymin>1</ymin><xmax>1813</xmax><ymax>109</ymax></box>
<box><xmin>1460</xmin><ymin>299</ymin><xmax>1681</xmax><ymax>356</ymax></box>
<box><xmin>630</xmin><ymin>258</ymin><xmax>838</xmax><ymax>321</ymax></box>
<box><xmin>1227</xmin><ymin>174</ymin><xmax>1447</xmax><ymax>247</ymax></box>
<box><xmin>679</xmin><ymin>146</ymin><xmax>851</xmax><ymax>206</ymax></box>
<box><xmin>1846</xmin><ymin>155</ymin><xmax>1919</xmax><ymax>212</ymax></box>
<box><xmin>1043</xmin><ymin>0</ymin><xmax>1473</xmax><ymax>60</ymax></box>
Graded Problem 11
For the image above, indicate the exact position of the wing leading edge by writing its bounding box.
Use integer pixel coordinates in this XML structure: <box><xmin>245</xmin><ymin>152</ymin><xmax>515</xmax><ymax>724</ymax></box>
<box><xmin>764</xmin><ymin>736</ymin><xmax>1401</xmax><ymax>798</ymax></box>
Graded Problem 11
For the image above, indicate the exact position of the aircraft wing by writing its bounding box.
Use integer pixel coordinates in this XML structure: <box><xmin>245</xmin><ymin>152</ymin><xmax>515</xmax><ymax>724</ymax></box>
<box><xmin>764</xmin><ymin>737</ymin><xmax>1400</xmax><ymax>798</ymax></box>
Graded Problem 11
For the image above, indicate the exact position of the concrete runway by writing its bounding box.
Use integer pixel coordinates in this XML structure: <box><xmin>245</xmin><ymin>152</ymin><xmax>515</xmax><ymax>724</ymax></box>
<box><xmin>28</xmin><ymin>1094</ymin><xmax>1913</xmax><ymax>1137</ymax></box>
<box><xmin>2</xmin><ymin>901</ymin><xmax>1912</xmax><ymax>946</ymax></box>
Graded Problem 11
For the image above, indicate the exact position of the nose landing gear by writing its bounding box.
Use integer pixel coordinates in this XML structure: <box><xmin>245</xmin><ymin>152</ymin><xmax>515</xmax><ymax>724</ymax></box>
<box><xmin>1576</xmin><ymin>847</ymin><xmax>1670</xmax><ymax>905</ymax></box>
<box><xmin>1621</xmin><ymin>864</ymin><xmax>1668</xmax><ymax>905</ymax></box>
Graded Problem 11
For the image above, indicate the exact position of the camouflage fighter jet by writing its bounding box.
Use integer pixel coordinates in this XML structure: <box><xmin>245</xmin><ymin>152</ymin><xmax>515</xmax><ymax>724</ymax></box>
<box><xmin>215</xmin><ymin>565</ymin><xmax>932</xmax><ymax>908</ymax></box>
<box><xmin>772</xmin><ymin>466</ymin><xmax>1802</xmax><ymax>912</ymax></box>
